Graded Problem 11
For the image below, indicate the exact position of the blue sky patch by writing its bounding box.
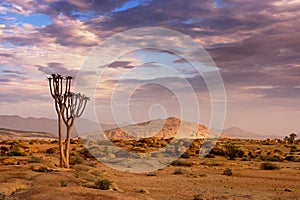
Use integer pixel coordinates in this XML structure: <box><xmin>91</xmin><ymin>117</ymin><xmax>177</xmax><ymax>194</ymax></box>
<box><xmin>0</xmin><ymin>12</ymin><xmax>52</xmax><ymax>27</ymax></box>
<box><xmin>113</xmin><ymin>0</ymin><xmax>150</xmax><ymax>12</ymax></box>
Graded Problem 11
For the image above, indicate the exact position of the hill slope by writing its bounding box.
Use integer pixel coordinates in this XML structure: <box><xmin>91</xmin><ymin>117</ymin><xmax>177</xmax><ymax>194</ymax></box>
<box><xmin>0</xmin><ymin>115</ymin><xmax>116</xmax><ymax>138</ymax></box>
<box><xmin>222</xmin><ymin>127</ymin><xmax>264</xmax><ymax>139</ymax></box>
<box><xmin>0</xmin><ymin>128</ymin><xmax>57</xmax><ymax>140</ymax></box>
<box><xmin>83</xmin><ymin>117</ymin><xmax>210</xmax><ymax>140</ymax></box>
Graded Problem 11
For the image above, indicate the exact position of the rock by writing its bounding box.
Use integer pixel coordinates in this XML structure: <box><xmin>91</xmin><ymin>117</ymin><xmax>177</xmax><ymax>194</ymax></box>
<box><xmin>143</xmin><ymin>138</ymin><xmax>155</xmax><ymax>145</ymax></box>
<box><xmin>0</xmin><ymin>182</ymin><xmax>30</xmax><ymax>196</ymax></box>
<box><xmin>1</xmin><ymin>158</ymin><xmax>16</xmax><ymax>165</ymax></box>
<box><xmin>285</xmin><ymin>188</ymin><xmax>293</xmax><ymax>192</ymax></box>
<box><xmin>139</xmin><ymin>189</ymin><xmax>150</xmax><ymax>194</ymax></box>
<box><xmin>107</xmin><ymin>153</ymin><xmax>116</xmax><ymax>158</ymax></box>
<box><xmin>30</xmin><ymin>165</ymin><xmax>54</xmax><ymax>172</ymax></box>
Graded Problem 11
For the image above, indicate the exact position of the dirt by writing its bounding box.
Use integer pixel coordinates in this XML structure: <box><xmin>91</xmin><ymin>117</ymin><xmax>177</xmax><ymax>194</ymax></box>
<box><xmin>0</xmin><ymin>140</ymin><xmax>299</xmax><ymax>200</ymax></box>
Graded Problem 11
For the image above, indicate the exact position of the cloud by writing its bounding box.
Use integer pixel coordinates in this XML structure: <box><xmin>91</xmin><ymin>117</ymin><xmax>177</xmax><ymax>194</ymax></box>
<box><xmin>0</xmin><ymin>53</ymin><xmax>13</xmax><ymax>57</ymax></box>
<box><xmin>108</xmin><ymin>61</ymin><xmax>135</xmax><ymax>69</ymax></box>
<box><xmin>37</xmin><ymin>62</ymin><xmax>78</xmax><ymax>77</ymax></box>
<box><xmin>1</xmin><ymin>0</ymin><xmax>300</xmax><ymax>133</ymax></box>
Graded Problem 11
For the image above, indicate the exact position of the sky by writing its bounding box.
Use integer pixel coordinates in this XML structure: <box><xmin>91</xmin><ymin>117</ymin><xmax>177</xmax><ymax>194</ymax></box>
<box><xmin>0</xmin><ymin>0</ymin><xmax>300</xmax><ymax>136</ymax></box>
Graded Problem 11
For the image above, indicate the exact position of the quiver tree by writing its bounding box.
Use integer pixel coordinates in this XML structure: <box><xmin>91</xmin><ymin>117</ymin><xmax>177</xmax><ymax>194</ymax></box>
<box><xmin>63</xmin><ymin>92</ymin><xmax>89</xmax><ymax>168</ymax></box>
<box><xmin>48</xmin><ymin>74</ymin><xmax>89</xmax><ymax>168</ymax></box>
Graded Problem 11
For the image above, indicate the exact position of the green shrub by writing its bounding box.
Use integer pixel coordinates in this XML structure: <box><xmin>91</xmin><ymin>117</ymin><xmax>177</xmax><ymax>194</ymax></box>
<box><xmin>268</xmin><ymin>155</ymin><xmax>282</xmax><ymax>162</ymax></box>
<box><xmin>95</xmin><ymin>179</ymin><xmax>112</xmax><ymax>190</ymax></box>
<box><xmin>260</xmin><ymin>162</ymin><xmax>279</xmax><ymax>170</ymax></box>
<box><xmin>224</xmin><ymin>144</ymin><xmax>239</xmax><ymax>160</ymax></box>
<box><xmin>223</xmin><ymin>168</ymin><xmax>233</xmax><ymax>176</ymax></box>
<box><xmin>7</xmin><ymin>151</ymin><xmax>24</xmax><ymax>156</ymax></box>
<box><xmin>60</xmin><ymin>180</ymin><xmax>67</xmax><ymax>187</ymax></box>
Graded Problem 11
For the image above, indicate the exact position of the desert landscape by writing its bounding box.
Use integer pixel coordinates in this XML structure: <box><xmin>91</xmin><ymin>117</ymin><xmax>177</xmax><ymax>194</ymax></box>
<box><xmin>0</xmin><ymin>117</ymin><xmax>299</xmax><ymax>200</ymax></box>
<box><xmin>1</xmin><ymin>0</ymin><xmax>300</xmax><ymax>199</ymax></box>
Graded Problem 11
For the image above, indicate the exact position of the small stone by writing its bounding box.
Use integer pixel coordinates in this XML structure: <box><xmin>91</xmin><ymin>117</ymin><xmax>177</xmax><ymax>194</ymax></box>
<box><xmin>139</xmin><ymin>189</ymin><xmax>150</xmax><ymax>194</ymax></box>
<box><xmin>285</xmin><ymin>188</ymin><xmax>293</xmax><ymax>192</ymax></box>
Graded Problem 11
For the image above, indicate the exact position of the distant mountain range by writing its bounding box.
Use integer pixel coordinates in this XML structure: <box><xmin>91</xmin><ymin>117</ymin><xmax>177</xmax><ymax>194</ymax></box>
<box><xmin>0</xmin><ymin>115</ymin><xmax>116</xmax><ymax>138</ymax></box>
<box><xmin>221</xmin><ymin>127</ymin><xmax>281</xmax><ymax>139</ymax></box>
<box><xmin>0</xmin><ymin>128</ymin><xmax>57</xmax><ymax>140</ymax></box>
<box><xmin>0</xmin><ymin>115</ymin><xmax>281</xmax><ymax>140</ymax></box>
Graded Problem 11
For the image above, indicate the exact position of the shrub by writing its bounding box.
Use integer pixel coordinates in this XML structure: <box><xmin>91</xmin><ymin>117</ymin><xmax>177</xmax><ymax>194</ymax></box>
<box><xmin>290</xmin><ymin>145</ymin><xmax>297</xmax><ymax>150</ymax></box>
<box><xmin>223</xmin><ymin>168</ymin><xmax>233</xmax><ymax>176</ymax></box>
<box><xmin>268</xmin><ymin>155</ymin><xmax>282</xmax><ymax>162</ymax></box>
<box><xmin>224</xmin><ymin>144</ymin><xmax>239</xmax><ymax>160</ymax></box>
<box><xmin>28</xmin><ymin>157</ymin><xmax>42</xmax><ymax>163</ymax></box>
<box><xmin>146</xmin><ymin>172</ymin><xmax>158</xmax><ymax>176</ymax></box>
<box><xmin>285</xmin><ymin>155</ymin><xmax>295</xmax><ymax>161</ymax></box>
<box><xmin>60</xmin><ymin>180</ymin><xmax>67</xmax><ymax>187</ymax></box>
<box><xmin>7</xmin><ymin>151</ymin><xmax>24</xmax><ymax>156</ymax></box>
<box><xmin>173</xmin><ymin>168</ymin><xmax>184</xmax><ymax>175</ymax></box>
<box><xmin>180</xmin><ymin>153</ymin><xmax>190</xmax><ymax>159</ymax></box>
<box><xmin>210</xmin><ymin>146</ymin><xmax>226</xmax><ymax>156</ymax></box>
<box><xmin>171</xmin><ymin>160</ymin><xmax>193</xmax><ymax>167</ymax></box>
<box><xmin>260</xmin><ymin>155</ymin><xmax>267</xmax><ymax>161</ymax></box>
<box><xmin>205</xmin><ymin>153</ymin><xmax>215</xmax><ymax>158</ymax></box>
<box><xmin>193</xmin><ymin>194</ymin><xmax>203</xmax><ymax>200</ymax></box>
<box><xmin>38</xmin><ymin>166</ymin><xmax>48</xmax><ymax>172</ymax></box>
<box><xmin>95</xmin><ymin>179</ymin><xmax>112</xmax><ymax>190</ymax></box>
<box><xmin>69</xmin><ymin>156</ymin><xmax>83</xmax><ymax>165</ymax></box>
<box><xmin>285</xmin><ymin>155</ymin><xmax>300</xmax><ymax>162</ymax></box>
<box><xmin>80</xmin><ymin>148</ymin><xmax>94</xmax><ymax>158</ymax></box>
<box><xmin>242</xmin><ymin>156</ymin><xmax>250</xmax><ymax>161</ymax></box>
<box><xmin>260</xmin><ymin>162</ymin><xmax>279</xmax><ymax>170</ymax></box>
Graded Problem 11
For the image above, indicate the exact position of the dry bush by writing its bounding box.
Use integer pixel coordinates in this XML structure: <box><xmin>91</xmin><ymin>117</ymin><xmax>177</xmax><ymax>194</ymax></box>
<box><xmin>260</xmin><ymin>162</ymin><xmax>279</xmax><ymax>170</ymax></box>
<box><xmin>95</xmin><ymin>179</ymin><xmax>112</xmax><ymax>190</ymax></box>
<box><xmin>171</xmin><ymin>159</ymin><xmax>193</xmax><ymax>167</ymax></box>
<box><xmin>223</xmin><ymin>168</ymin><xmax>233</xmax><ymax>176</ymax></box>
<box><xmin>173</xmin><ymin>168</ymin><xmax>184</xmax><ymax>175</ymax></box>
<box><xmin>28</xmin><ymin>157</ymin><xmax>42</xmax><ymax>163</ymax></box>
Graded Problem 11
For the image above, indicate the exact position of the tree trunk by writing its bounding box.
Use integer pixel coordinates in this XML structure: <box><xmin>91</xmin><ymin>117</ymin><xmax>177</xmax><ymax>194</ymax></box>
<box><xmin>64</xmin><ymin>126</ymin><xmax>72</xmax><ymax>169</ymax></box>
<box><xmin>58</xmin><ymin>114</ymin><xmax>67</xmax><ymax>168</ymax></box>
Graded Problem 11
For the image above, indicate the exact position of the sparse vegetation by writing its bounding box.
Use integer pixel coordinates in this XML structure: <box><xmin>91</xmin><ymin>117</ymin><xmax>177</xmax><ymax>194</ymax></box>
<box><xmin>28</xmin><ymin>157</ymin><xmax>42</xmax><ymax>163</ymax></box>
<box><xmin>173</xmin><ymin>168</ymin><xmax>184</xmax><ymax>175</ymax></box>
<box><xmin>95</xmin><ymin>179</ymin><xmax>113</xmax><ymax>190</ymax></box>
<box><xmin>224</xmin><ymin>143</ymin><xmax>239</xmax><ymax>160</ymax></box>
<box><xmin>223</xmin><ymin>168</ymin><xmax>233</xmax><ymax>176</ymax></box>
<box><xmin>193</xmin><ymin>194</ymin><xmax>204</xmax><ymax>200</ymax></box>
<box><xmin>60</xmin><ymin>180</ymin><xmax>67</xmax><ymax>187</ymax></box>
<box><xmin>69</xmin><ymin>155</ymin><xmax>84</xmax><ymax>165</ymax></box>
<box><xmin>38</xmin><ymin>166</ymin><xmax>48</xmax><ymax>172</ymax></box>
<box><xmin>7</xmin><ymin>151</ymin><xmax>24</xmax><ymax>156</ymax></box>
<box><xmin>260</xmin><ymin>162</ymin><xmax>280</xmax><ymax>170</ymax></box>
<box><xmin>171</xmin><ymin>159</ymin><xmax>193</xmax><ymax>167</ymax></box>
